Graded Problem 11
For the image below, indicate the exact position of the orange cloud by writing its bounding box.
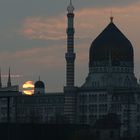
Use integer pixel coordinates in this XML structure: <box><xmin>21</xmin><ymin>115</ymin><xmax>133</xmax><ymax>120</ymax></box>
<box><xmin>20</xmin><ymin>2</ymin><xmax>140</xmax><ymax>42</ymax></box>
<box><xmin>21</xmin><ymin>16</ymin><xmax>66</xmax><ymax>40</ymax></box>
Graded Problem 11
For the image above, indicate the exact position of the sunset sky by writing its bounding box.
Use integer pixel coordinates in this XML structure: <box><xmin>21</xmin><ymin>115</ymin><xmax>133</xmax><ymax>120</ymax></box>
<box><xmin>0</xmin><ymin>0</ymin><xmax>140</xmax><ymax>92</ymax></box>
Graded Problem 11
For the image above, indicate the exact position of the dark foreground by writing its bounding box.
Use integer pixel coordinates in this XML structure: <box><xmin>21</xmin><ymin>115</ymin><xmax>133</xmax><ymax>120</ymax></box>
<box><xmin>0</xmin><ymin>123</ymin><xmax>139</xmax><ymax>140</ymax></box>
<box><xmin>0</xmin><ymin>123</ymin><xmax>89</xmax><ymax>140</ymax></box>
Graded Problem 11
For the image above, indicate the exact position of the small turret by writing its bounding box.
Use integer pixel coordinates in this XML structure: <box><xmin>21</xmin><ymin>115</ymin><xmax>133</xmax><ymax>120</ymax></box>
<box><xmin>34</xmin><ymin>76</ymin><xmax>45</xmax><ymax>94</ymax></box>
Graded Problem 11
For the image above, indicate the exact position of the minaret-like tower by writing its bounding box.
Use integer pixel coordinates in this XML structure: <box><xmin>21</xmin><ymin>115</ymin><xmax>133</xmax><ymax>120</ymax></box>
<box><xmin>64</xmin><ymin>0</ymin><xmax>77</xmax><ymax>124</ymax></box>
<box><xmin>7</xmin><ymin>68</ymin><xmax>11</xmax><ymax>87</ymax></box>
<box><xmin>65</xmin><ymin>0</ymin><xmax>76</xmax><ymax>87</ymax></box>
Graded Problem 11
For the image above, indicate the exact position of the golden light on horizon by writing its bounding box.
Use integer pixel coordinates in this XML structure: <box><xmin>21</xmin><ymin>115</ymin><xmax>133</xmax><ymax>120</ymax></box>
<box><xmin>22</xmin><ymin>81</ymin><xmax>34</xmax><ymax>95</ymax></box>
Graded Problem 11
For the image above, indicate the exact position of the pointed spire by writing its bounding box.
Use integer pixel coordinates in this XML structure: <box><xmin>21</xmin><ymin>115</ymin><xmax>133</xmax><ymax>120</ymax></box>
<box><xmin>67</xmin><ymin>0</ymin><xmax>74</xmax><ymax>13</ymax></box>
<box><xmin>39</xmin><ymin>76</ymin><xmax>40</xmax><ymax>81</ymax></box>
<box><xmin>7</xmin><ymin>67</ymin><xmax>11</xmax><ymax>87</ymax></box>
<box><xmin>0</xmin><ymin>68</ymin><xmax>2</xmax><ymax>88</ymax></box>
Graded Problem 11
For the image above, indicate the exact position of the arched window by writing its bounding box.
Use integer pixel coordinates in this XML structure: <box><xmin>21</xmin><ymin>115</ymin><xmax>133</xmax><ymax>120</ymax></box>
<box><xmin>124</xmin><ymin>76</ymin><xmax>131</xmax><ymax>87</ymax></box>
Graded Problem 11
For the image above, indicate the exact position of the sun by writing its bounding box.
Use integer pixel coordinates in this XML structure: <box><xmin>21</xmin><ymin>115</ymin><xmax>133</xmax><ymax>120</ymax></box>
<box><xmin>22</xmin><ymin>81</ymin><xmax>34</xmax><ymax>95</ymax></box>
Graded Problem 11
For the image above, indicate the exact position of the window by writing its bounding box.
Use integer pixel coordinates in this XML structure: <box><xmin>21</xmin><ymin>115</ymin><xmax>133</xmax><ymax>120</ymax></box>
<box><xmin>79</xmin><ymin>95</ymin><xmax>87</xmax><ymax>104</ymax></box>
<box><xmin>99</xmin><ymin>94</ymin><xmax>107</xmax><ymax>102</ymax></box>
<box><xmin>92</xmin><ymin>82</ymin><xmax>100</xmax><ymax>88</ymax></box>
<box><xmin>89</xmin><ymin>94</ymin><xmax>97</xmax><ymax>103</ymax></box>
<box><xmin>1</xmin><ymin>107</ymin><xmax>7</xmax><ymax>115</ymax></box>
<box><xmin>112</xmin><ymin>95</ymin><xmax>118</xmax><ymax>101</ymax></box>
<box><xmin>79</xmin><ymin>105</ymin><xmax>87</xmax><ymax>113</ymax></box>
<box><xmin>99</xmin><ymin>115</ymin><xmax>105</xmax><ymax>119</ymax></box>
<box><xmin>124</xmin><ymin>76</ymin><xmax>131</xmax><ymax>87</ymax></box>
<box><xmin>111</xmin><ymin>104</ymin><xmax>122</xmax><ymax>112</ymax></box>
<box><xmin>89</xmin><ymin>105</ymin><xmax>97</xmax><ymax>113</ymax></box>
<box><xmin>0</xmin><ymin>99</ymin><xmax>7</xmax><ymax>104</ymax></box>
<box><xmin>99</xmin><ymin>104</ymin><xmax>107</xmax><ymax>112</ymax></box>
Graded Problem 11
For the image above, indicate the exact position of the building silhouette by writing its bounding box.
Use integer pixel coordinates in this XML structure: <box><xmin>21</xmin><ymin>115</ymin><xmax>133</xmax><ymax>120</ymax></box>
<box><xmin>0</xmin><ymin>68</ymin><xmax>19</xmax><ymax>91</ymax></box>
<box><xmin>0</xmin><ymin>0</ymin><xmax>140</xmax><ymax>139</ymax></box>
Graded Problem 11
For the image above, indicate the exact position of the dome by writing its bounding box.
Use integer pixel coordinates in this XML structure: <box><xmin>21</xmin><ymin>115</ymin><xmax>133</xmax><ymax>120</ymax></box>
<box><xmin>89</xmin><ymin>20</ymin><xmax>134</xmax><ymax>68</ymax></box>
<box><xmin>35</xmin><ymin>80</ymin><xmax>45</xmax><ymax>88</ymax></box>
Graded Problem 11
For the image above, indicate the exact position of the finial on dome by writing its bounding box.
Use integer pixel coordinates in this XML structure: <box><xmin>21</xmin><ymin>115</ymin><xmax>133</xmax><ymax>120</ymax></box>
<box><xmin>110</xmin><ymin>16</ymin><xmax>114</xmax><ymax>23</ymax></box>
<box><xmin>110</xmin><ymin>11</ymin><xmax>114</xmax><ymax>23</ymax></box>
<box><xmin>67</xmin><ymin>0</ymin><xmax>74</xmax><ymax>13</ymax></box>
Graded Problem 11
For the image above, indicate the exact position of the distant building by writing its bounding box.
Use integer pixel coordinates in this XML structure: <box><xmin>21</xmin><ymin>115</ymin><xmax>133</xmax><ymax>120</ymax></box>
<box><xmin>34</xmin><ymin>78</ymin><xmax>45</xmax><ymax>94</ymax></box>
<box><xmin>0</xmin><ymin>1</ymin><xmax>140</xmax><ymax>139</ymax></box>
<box><xmin>15</xmin><ymin>93</ymin><xmax>64</xmax><ymax>123</ymax></box>
<box><xmin>0</xmin><ymin>68</ymin><xmax>19</xmax><ymax>91</ymax></box>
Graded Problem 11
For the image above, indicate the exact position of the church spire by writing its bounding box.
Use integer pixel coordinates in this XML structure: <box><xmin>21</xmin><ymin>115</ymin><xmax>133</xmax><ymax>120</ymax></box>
<box><xmin>7</xmin><ymin>67</ymin><xmax>11</xmax><ymax>87</ymax></box>
<box><xmin>0</xmin><ymin>68</ymin><xmax>2</xmax><ymax>88</ymax></box>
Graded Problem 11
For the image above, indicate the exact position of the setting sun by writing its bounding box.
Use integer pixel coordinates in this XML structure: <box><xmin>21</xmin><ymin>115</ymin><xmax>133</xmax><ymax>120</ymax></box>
<box><xmin>22</xmin><ymin>81</ymin><xmax>34</xmax><ymax>95</ymax></box>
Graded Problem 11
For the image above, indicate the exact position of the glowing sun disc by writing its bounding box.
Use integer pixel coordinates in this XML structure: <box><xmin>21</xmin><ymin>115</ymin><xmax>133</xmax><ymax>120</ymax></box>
<box><xmin>22</xmin><ymin>81</ymin><xmax>34</xmax><ymax>95</ymax></box>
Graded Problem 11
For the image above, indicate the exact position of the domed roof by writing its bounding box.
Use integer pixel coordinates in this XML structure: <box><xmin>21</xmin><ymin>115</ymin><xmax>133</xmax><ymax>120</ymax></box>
<box><xmin>89</xmin><ymin>20</ymin><xmax>133</xmax><ymax>67</ymax></box>
<box><xmin>35</xmin><ymin>80</ymin><xmax>45</xmax><ymax>88</ymax></box>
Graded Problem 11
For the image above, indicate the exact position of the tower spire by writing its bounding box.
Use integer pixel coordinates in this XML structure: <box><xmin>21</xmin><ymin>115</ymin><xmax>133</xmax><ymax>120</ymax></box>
<box><xmin>0</xmin><ymin>68</ymin><xmax>2</xmax><ymax>88</ymax></box>
<box><xmin>7</xmin><ymin>67</ymin><xmax>11</xmax><ymax>87</ymax></box>
<box><xmin>65</xmin><ymin>0</ymin><xmax>75</xmax><ymax>87</ymax></box>
<box><xmin>67</xmin><ymin>0</ymin><xmax>74</xmax><ymax>13</ymax></box>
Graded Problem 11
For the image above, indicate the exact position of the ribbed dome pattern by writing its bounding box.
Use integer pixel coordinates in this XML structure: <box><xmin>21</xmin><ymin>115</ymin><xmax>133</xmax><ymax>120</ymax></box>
<box><xmin>89</xmin><ymin>22</ymin><xmax>133</xmax><ymax>67</ymax></box>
